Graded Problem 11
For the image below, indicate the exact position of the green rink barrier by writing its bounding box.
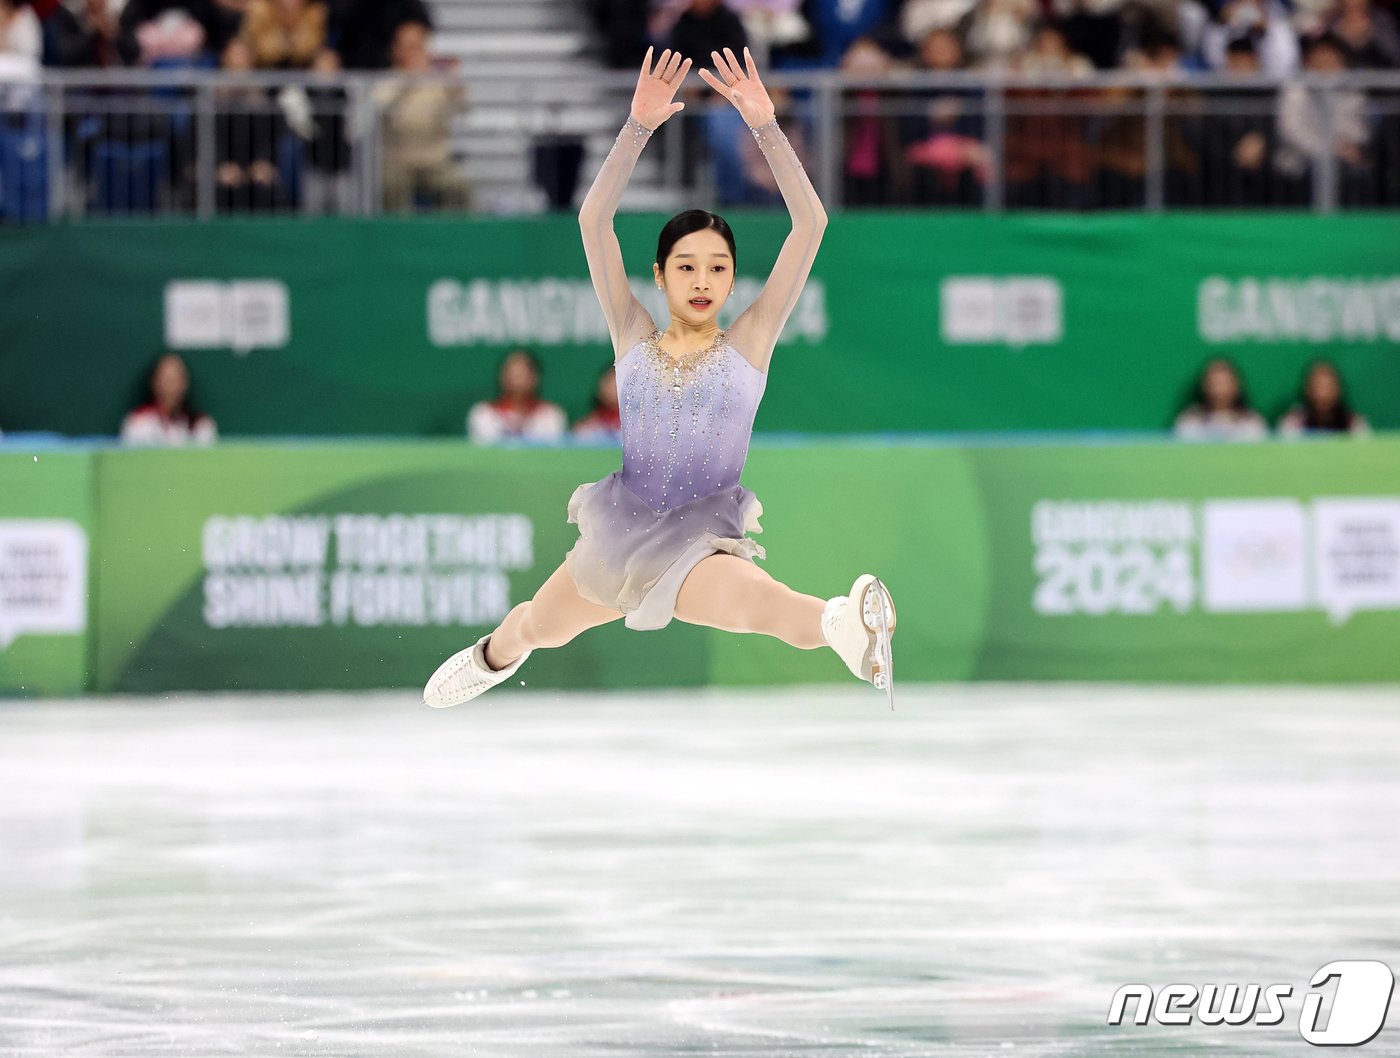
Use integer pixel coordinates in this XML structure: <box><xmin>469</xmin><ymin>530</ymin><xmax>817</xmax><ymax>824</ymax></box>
<box><xmin>1</xmin><ymin>214</ymin><xmax>1398</xmax><ymax>440</ymax></box>
<box><xmin>73</xmin><ymin>435</ymin><xmax>1400</xmax><ymax>693</ymax></box>
<box><xmin>0</xmin><ymin>452</ymin><xmax>93</xmax><ymax>696</ymax></box>
<box><xmin>4</xmin><ymin>436</ymin><xmax>1398</xmax><ymax>695</ymax></box>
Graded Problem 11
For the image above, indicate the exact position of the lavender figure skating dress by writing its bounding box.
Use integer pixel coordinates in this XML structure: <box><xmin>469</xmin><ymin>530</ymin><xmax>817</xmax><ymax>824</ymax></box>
<box><xmin>570</xmin><ymin>112</ymin><xmax>824</xmax><ymax>630</ymax></box>
<box><xmin>565</xmin><ymin>327</ymin><xmax>768</xmax><ymax>629</ymax></box>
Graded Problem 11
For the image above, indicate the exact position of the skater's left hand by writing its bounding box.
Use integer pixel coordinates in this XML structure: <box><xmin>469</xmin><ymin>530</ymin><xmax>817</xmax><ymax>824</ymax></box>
<box><xmin>699</xmin><ymin>46</ymin><xmax>777</xmax><ymax>129</ymax></box>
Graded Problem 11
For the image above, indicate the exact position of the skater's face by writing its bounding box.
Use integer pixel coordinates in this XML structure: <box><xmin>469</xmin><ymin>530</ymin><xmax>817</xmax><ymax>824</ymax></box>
<box><xmin>653</xmin><ymin>228</ymin><xmax>733</xmax><ymax>327</ymax></box>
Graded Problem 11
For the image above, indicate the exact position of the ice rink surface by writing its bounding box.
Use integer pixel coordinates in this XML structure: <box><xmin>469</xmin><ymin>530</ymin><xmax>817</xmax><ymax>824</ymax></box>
<box><xmin>1</xmin><ymin>683</ymin><xmax>1398</xmax><ymax>1057</ymax></box>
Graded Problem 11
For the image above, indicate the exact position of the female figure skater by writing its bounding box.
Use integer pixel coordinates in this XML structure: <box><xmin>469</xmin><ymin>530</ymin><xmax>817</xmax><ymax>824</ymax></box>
<box><xmin>423</xmin><ymin>46</ymin><xmax>896</xmax><ymax>708</ymax></box>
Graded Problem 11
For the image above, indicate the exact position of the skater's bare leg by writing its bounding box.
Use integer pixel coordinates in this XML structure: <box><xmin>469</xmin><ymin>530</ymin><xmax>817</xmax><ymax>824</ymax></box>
<box><xmin>485</xmin><ymin>560</ymin><xmax>623</xmax><ymax>669</ymax></box>
<box><xmin>673</xmin><ymin>553</ymin><xmax>826</xmax><ymax>648</ymax></box>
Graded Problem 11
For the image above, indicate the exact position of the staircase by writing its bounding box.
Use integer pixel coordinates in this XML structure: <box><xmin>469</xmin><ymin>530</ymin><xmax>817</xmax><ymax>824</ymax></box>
<box><xmin>430</xmin><ymin>0</ymin><xmax>684</xmax><ymax>214</ymax></box>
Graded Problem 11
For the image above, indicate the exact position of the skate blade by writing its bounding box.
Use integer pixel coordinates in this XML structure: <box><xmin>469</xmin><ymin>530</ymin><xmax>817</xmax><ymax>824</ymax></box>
<box><xmin>861</xmin><ymin>578</ymin><xmax>895</xmax><ymax>711</ymax></box>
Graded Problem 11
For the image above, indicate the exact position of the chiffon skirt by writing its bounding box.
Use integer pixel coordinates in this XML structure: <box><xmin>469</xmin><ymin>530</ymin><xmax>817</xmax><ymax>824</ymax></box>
<box><xmin>564</xmin><ymin>469</ymin><xmax>766</xmax><ymax>630</ymax></box>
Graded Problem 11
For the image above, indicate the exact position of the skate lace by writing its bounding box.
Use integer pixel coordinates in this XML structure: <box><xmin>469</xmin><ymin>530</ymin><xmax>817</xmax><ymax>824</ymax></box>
<box><xmin>436</xmin><ymin>653</ymin><xmax>492</xmax><ymax>702</ymax></box>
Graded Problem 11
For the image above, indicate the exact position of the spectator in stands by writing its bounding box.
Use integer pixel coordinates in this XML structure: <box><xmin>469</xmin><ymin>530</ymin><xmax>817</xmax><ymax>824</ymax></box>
<box><xmin>965</xmin><ymin>0</ymin><xmax>1038</xmax><ymax>69</ymax></box>
<box><xmin>40</xmin><ymin>0</ymin><xmax>120</xmax><ymax>67</ymax></box>
<box><xmin>899</xmin><ymin>28</ymin><xmax>987</xmax><ymax>205</ymax></box>
<box><xmin>214</xmin><ymin>36</ymin><xmax>286</xmax><ymax>211</ymax></box>
<box><xmin>295</xmin><ymin>45</ymin><xmax>354</xmax><ymax>214</ymax></box>
<box><xmin>594</xmin><ymin>0</ymin><xmax>650</xmax><ymax>68</ymax></box>
<box><xmin>1326</xmin><ymin>0</ymin><xmax>1400</xmax><ymax>67</ymax></box>
<box><xmin>1277</xmin><ymin>359</ymin><xmax>1370</xmax><ymax>436</ymax></box>
<box><xmin>375</xmin><ymin>20</ymin><xmax>470</xmax><ymax>212</ymax></box>
<box><xmin>330</xmin><ymin>0</ymin><xmax>431</xmax><ymax>69</ymax></box>
<box><xmin>899</xmin><ymin>0</ymin><xmax>977</xmax><ymax>51</ymax></box>
<box><xmin>841</xmin><ymin>36</ymin><xmax>909</xmax><ymax>204</ymax></box>
<box><xmin>1101</xmin><ymin>27</ymin><xmax>1199</xmax><ymax>204</ymax></box>
<box><xmin>1198</xmin><ymin>36</ymin><xmax>1276</xmax><ymax>205</ymax></box>
<box><xmin>468</xmin><ymin>349</ymin><xmax>567</xmax><ymax>445</ymax></box>
<box><xmin>116</xmin><ymin>0</ymin><xmax>237</xmax><ymax>66</ymax></box>
<box><xmin>1002</xmin><ymin>20</ymin><xmax>1097</xmax><ymax>206</ymax></box>
<box><xmin>1174</xmin><ymin>357</ymin><xmax>1268</xmax><ymax>440</ymax></box>
<box><xmin>669</xmin><ymin>0</ymin><xmax>748</xmax><ymax>67</ymax></box>
<box><xmin>1201</xmin><ymin>0</ymin><xmax>1300</xmax><ymax>76</ymax></box>
<box><xmin>762</xmin><ymin>0</ymin><xmax>905</xmax><ymax>65</ymax></box>
<box><xmin>241</xmin><ymin>0</ymin><xmax>327</xmax><ymax>69</ymax></box>
<box><xmin>1275</xmin><ymin>33</ymin><xmax>1372</xmax><ymax>203</ymax></box>
<box><xmin>121</xmin><ymin>352</ymin><xmax>218</xmax><ymax>446</ymax></box>
<box><xmin>572</xmin><ymin>363</ymin><xmax>623</xmax><ymax>442</ymax></box>
<box><xmin>0</xmin><ymin>0</ymin><xmax>41</xmax><ymax>78</ymax></box>
<box><xmin>1056</xmin><ymin>0</ymin><xmax>1128</xmax><ymax>70</ymax></box>
<box><xmin>1014</xmin><ymin>21</ymin><xmax>1094</xmax><ymax>75</ymax></box>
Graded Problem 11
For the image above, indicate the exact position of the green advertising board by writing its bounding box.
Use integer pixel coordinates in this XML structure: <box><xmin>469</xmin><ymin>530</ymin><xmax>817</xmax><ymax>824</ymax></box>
<box><xmin>0</xmin><ymin>452</ymin><xmax>92</xmax><ymax>695</ymax></box>
<box><xmin>1</xmin><ymin>214</ymin><xmax>1397</xmax><ymax>440</ymax></box>
<box><xmin>83</xmin><ymin>436</ymin><xmax>1400</xmax><ymax>695</ymax></box>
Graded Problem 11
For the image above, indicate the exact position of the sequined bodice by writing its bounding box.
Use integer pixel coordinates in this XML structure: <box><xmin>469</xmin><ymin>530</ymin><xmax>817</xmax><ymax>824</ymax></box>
<box><xmin>616</xmin><ymin>329</ymin><xmax>767</xmax><ymax>513</ymax></box>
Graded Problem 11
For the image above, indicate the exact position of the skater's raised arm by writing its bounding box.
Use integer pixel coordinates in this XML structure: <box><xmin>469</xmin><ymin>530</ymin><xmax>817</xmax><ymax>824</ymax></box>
<box><xmin>580</xmin><ymin>46</ymin><xmax>693</xmax><ymax>356</ymax></box>
<box><xmin>700</xmin><ymin>47</ymin><xmax>828</xmax><ymax>372</ymax></box>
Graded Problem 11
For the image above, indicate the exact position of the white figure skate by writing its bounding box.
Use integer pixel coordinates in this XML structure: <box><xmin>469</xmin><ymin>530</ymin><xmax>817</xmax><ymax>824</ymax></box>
<box><xmin>821</xmin><ymin>574</ymin><xmax>897</xmax><ymax>709</ymax></box>
<box><xmin>422</xmin><ymin>634</ymin><xmax>531</xmax><ymax>708</ymax></box>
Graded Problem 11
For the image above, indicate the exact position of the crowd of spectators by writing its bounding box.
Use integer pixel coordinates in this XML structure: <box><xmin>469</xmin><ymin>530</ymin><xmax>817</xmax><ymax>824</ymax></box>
<box><xmin>0</xmin><ymin>0</ymin><xmax>469</xmax><ymax>216</ymax></box>
<box><xmin>591</xmin><ymin>0</ymin><xmax>1400</xmax><ymax>207</ymax></box>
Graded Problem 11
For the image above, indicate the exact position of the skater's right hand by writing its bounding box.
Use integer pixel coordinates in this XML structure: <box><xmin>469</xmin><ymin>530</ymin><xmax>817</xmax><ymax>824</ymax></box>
<box><xmin>630</xmin><ymin>46</ymin><xmax>691</xmax><ymax>131</ymax></box>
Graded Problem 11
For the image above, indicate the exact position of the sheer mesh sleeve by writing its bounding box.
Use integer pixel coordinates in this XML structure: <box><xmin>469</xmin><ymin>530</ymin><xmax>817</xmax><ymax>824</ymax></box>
<box><xmin>732</xmin><ymin>118</ymin><xmax>828</xmax><ymax>371</ymax></box>
<box><xmin>579</xmin><ymin>117</ymin><xmax>659</xmax><ymax>356</ymax></box>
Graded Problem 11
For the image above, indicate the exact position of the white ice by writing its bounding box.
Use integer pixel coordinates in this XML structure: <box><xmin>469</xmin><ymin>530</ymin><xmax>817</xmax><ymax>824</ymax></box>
<box><xmin>1</xmin><ymin>683</ymin><xmax>1398</xmax><ymax>1056</ymax></box>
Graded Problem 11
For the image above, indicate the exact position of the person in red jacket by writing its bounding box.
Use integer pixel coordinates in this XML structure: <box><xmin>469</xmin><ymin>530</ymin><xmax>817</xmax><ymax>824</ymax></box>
<box><xmin>467</xmin><ymin>347</ymin><xmax>567</xmax><ymax>445</ymax></box>
<box><xmin>572</xmin><ymin>362</ymin><xmax>622</xmax><ymax>442</ymax></box>
<box><xmin>121</xmin><ymin>352</ymin><xmax>218</xmax><ymax>446</ymax></box>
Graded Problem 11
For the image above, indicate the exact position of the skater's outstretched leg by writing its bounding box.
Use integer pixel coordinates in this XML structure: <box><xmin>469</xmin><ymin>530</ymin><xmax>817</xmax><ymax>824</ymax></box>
<box><xmin>423</xmin><ymin>560</ymin><xmax>621</xmax><ymax>708</ymax></box>
<box><xmin>486</xmin><ymin>560</ymin><xmax>624</xmax><ymax>669</ymax></box>
<box><xmin>673</xmin><ymin>553</ymin><xmax>896</xmax><ymax>693</ymax></box>
<box><xmin>672</xmin><ymin>553</ymin><xmax>826</xmax><ymax>648</ymax></box>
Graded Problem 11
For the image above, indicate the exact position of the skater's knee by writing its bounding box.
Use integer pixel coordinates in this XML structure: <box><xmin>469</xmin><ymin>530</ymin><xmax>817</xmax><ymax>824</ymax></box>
<box><xmin>516</xmin><ymin>604</ymin><xmax>579</xmax><ymax>651</ymax></box>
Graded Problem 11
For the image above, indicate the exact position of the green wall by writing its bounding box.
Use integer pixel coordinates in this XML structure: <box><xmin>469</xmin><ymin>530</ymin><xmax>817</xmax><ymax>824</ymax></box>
<box><xmin>4</xmin><ymin>436</ymin><xmax>1400</xmax><ymax>695</ymax></box>
<box><xmin>2</xmin><ymin>214</ymin><xmax>1398</xmax><ymax>439</ymax></box>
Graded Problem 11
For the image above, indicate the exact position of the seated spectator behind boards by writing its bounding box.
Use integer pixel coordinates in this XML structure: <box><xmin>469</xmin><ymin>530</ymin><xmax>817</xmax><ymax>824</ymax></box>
<box><xmin>121</xmin><ymin>352</ymin><xmax>218</xmax><ymax>446</ymax></box>
<box><xmin>1277</xmin><ymin>359</ymin><xmax>1370</xmax><ymax>437</ymax></box>
<box><xmin>468</xmin><ymin>348</ymin><xmax>567</xmax><ymax>445</ymax></box>
<box><xmin>572</xmin><ymin>363</ymin><xmax>622</xmax><ymax>442</ymax></box>
<box><xmin>375</xmin><ymin>21</ymin><xmax>470</xmax><ymax>212</ymax></box>
<box><xmin>1174</xmin><ymin>357</ymin><xmax>1268</xmax><ymax>440</ymax></box>
<box><xmin>242</xmin><ymin>0</ymin><xmax>327</xmax><ymax>69</ymax></box>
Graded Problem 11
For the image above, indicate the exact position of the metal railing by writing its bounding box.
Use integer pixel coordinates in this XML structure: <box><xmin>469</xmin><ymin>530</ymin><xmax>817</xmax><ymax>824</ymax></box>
<box><xmin>1</xmin><ymin>69</ymin><xmax>1398</xmax><ymax>221</ymax></box>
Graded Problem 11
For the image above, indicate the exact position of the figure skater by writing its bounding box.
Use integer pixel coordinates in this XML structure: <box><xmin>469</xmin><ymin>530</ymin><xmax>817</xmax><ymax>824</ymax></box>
<box><xmin>423</xmin><ymin>46</ymin><xmax>896</xmax><ymax>708</ymax></box>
